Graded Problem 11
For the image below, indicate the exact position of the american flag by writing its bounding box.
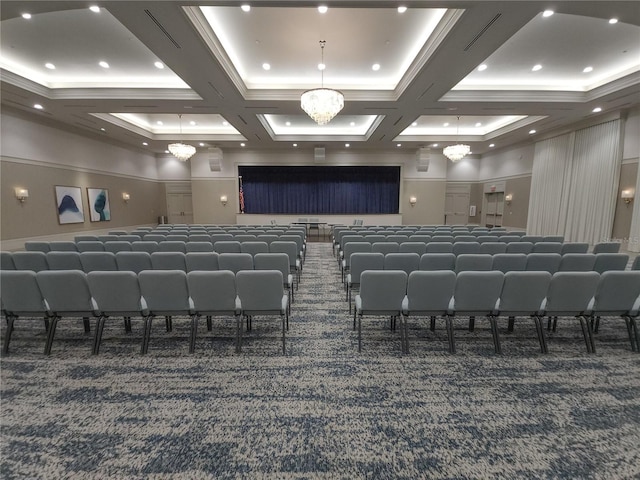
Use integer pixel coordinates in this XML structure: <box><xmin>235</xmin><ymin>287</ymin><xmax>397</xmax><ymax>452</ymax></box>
<box><xmin>239</xmin><ymin>178</ymin><xmax>245</xmax><ymax>213</ymax></box>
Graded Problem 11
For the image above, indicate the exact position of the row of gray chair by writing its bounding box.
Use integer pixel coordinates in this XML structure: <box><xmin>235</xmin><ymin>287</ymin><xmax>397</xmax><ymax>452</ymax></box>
<box><xmin>353</xmin><ymin>270</ymin><xmax>640</xmax><ymax>355</ymax></box>
<box><xmin>1</xmin><ymin>269</ymin><xmax>289</xmax><ymax>356</ymax></box>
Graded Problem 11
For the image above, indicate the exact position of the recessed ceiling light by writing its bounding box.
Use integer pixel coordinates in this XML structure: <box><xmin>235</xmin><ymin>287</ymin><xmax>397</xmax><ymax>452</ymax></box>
<box><xmin>156</xmin><ymin>121</ymin><xmax>163</xmax><ymax>125</ymax></box>
<box><xmin>154</xmin><ymin>61</ymin><xmax>164</xmax><ymax>69</ymax></box>
<box><xmin>475</xmin><ymin>122</ymin><xmax>482</xmax><ymax>127</ymax></box>
<box><xmin>99</xmin><ymin>61</ymin><xmax>109</xmax><ymax>69</ymax></box>
<box><xmin>542</xmin><ymin>10</ymin><xmax>554</xmax><ymax>17</ymax></box>
<box><xmin>529</xmin><ymin>129</ymin><xmax>536</xmax><ymax>134</ymax></box>
<box><xmin>199</xmin><ymin>143</ymin><xmax>205</xmax><ymax>147</ymax></box>
<box><xmin>101</xmin><ymin>128</ymin><xmax>106</xmax><ymax>132</ymax></box>
<box><xmin>318</xmin><ymin>6</ymin><xmax>328</xmax><ymax>14</ymax></box>
<box><xmin>443</xmin><ymin>122</ymin><xmax>449</xmax><ymax>127</ymax></box>
<box><xmin>240</xmin><ymin>143</ymin><xmax>246</xmax><ymax>147</ymax></box>
<box><xmin>262</xmin><ymin>63</ymin><xmax>271</xmax><ymax>71</ymax></box>
<box><xmin>142</xmin><ymin>142</ymin><xmax>148</xmax><ymax>146</ymax></box>
<box><xmin>189</xmin><ymin>121</ymin><xmax>196</xmax><ymax>126</ymax></box>
<box><xmin>89</xmin><ymin>6</ymin><xmax>101</xmax><ymax>13</ymax></box>
<box><xmin>583</xmin><ymin>66</ymin><xmax>594</xmax><ymax>73</ymax></box>
<box><xmin>489</xmin><ymin>143</ymin><xmax>495</xmax><ymax>147</ymax></box>
<box><xmin>345</xmin><ymin>143</ymin><xmax>350</xmax><ymax>148</ymax></box>
<box><xmin>350</xmin><ymin>122</ymin><xmax>355</xmax><ymax>126</ymax></box>
<box><xmin>222</xmin><ymin>121</ymin><xmax>229</xmax><ymax>126</ymax></box>
<box><xmin>241</xmin><ymin>5</ymin><xmax>251</xmax><ymax>12</ymax></box>
<box><xmin>318</xmin><ymin>63</ymin><xmax>326</xmax><ymax>71</ymax></box>
<box><xmin>477</xmin><ymin>64</ymin><xmax>488</xmax><ymax>71</ymax></box>
<box><xmin>532</xmin><ymin>64</ymin><xmax>542</xmax><ymax>72</ymax></box>
<box><xmin>21</xmin><ymin>13</ymin><xmax>31</xmax><ymax>19</ymax></box>
<box><xmin>412</xmin><ymin>122</ymin><xmax>418</xmax><ymax>127</ymax></box>
<box><xmin>33</xmin><ymin>104</ymin><xmax>43</xmax><ymax>110</ymax></box>
<box><xmin>372</xmin><ymin>64</ymin><xmax>380</xmax><ymax>71</ymax></box>
<box><xmin>164</xmin><ymin>150</ymin><xmax>169</xmax><ymax>154</ymax></box>
<box><xmin>432</xmin><ymin>143</ymin><xmax>438</xmax><ymax>147</ymax></box>
<box><xmin>285</xmin><ymin>121</ymin><xmax>291</xmax><ymax>126</ymax></box>
<box><xmin>396</xmin><ymin>143</ymin><xmax>402</xmax><ymax>147</ymax></box>
<box><xmin>592</xmin><ymin>107</ymin><xmax>602</xmax><ymax>113</ymax></box>
<box><xmin>293</xmin><ymin>143</ymin><xmax>298</xmax><ymax>147</ymax></box>
<box><xmin>609</xmin><ymin>18</ymin><xmax>618</xmax><ymax>24</ymax></box>
<box><xmin>397</xmin><ymin>6</ymin><xmax>407</xmax><ymax>13</ymax></box>
<box><xmin>45</xmin><ymin>63</ymin><xmax>56</xmax><ymax>70</ymax></box>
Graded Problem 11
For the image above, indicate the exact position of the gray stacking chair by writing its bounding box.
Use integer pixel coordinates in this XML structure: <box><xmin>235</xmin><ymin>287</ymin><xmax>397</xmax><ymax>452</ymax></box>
<box><xmin>402</xmin><ymin>270</ymin><xmax>457</xmax><ymax>353</ymax></box>
<box><xmin>131</xmin><ymin>241</ymin><xmax>159</xmax><ymax>254</ymax></box>
<box><xmin>158</xmin><ymin>241</ymin><xmax>187</xmax><ymax>253</ymax></box>
<box><xmin>561</xmin><ymin>242</ymin><xmax>590</xmax><ymax>255</ymax></box>
<box><xmin>236</xmin><ymin>270</ymin><xmax>289</xmax><ymax>354</ymax></box>
<box><xmin>24</xmin><ymin>241</ymin><xmax>50</xmax><ymax>253</ymax></box>
<box><xmin>166</xmin><ymin>234</ymin><xmax>189</xmax><ymax>242</ymax></box>
<box><xmin>257</xmin><ymin>234</ymin><xmax>279</xmax><ymax>245</ymax></box>
<box><xmin>75</xmin><ymin>235</ymin><xmax>99</xmax><ymax>242</ymax></box>
<box><xmin>399</xmin><ymin>242</ymin><xmax>427</xmax><ymax>255</ymax></box>
<box><xmin>521</xmin><ymin>235</ymin><xmax>544</xmax><ymax>244</ymax></box>
<box><xmin>633</xmin><ymin>256</ymin><xmax>640</xmax><ymax>271</ymax></box>
<box><xmin>590</xmin><ymin>271</ymin><xmax>640</xmax><ymax>352</ymax></box>
<box><xmin>1</xmin><ymin>252</ymin><xmax>15</xmax><ymax>270</ymax></box>
<box><xmin>525</xmin><ymin>253</ymin><xmax>561</xmax><ymax>274</ymax></box>
<box><xmin>150</xmin><ymin>252</ymin><xmax>187</xmax><ymax>271</ymax></box>
<box><xmin>119</xmin><ymin>235</ymin><xmax>142</xmax><ymax>243</ymax></box>
<box><xmin>341</xmin><ymin>242</ymin><xmax>372</xmax><ymax>283</ymax></box>
<box><xmin>592</xmin><ymin>242</ymin><xmax>621</xmax><ymax>254</ymax></box>
<box><xmin>12</xmin><ymin>251</ymin><xmax>49</xmax><ymax>272</ymax></box>
<box><xmin>87</xmin><ymin>271</ymin><xmax>147</xmax><ymax>354</ymax></box>
<box><xmin>409</xmin><ymin>235</ymin><xmax>431</xmax><ymax>243</ymax></box>
<box><xmin>419</xmin><ymin>253</ymin><xmax>456</xmax><ymax>271</ymax></box>
<box><xmin>476</xmin><ymin>236</ymin><xmax>497</xmax><ymax>244</ymax></box>
<box><xmin>363</xmin><ymin>234</ymin><xmax>386</xmax><ymax>244</ymax></box>
<box><xmin>450</xmin><ymin>271</ymin><xmax>505</xmax><ymax>353</ymax></box>
<box><xmin>543</xmin><ymin>236</ymin><xmax>564</xmax><ymax>243</ymax></box>
<box><xmin>218</xmin><ymin>253</ymin><xmax>254</xmax><ymax>274</ymax></box>
<box><xmin>425</xmin><ymin>242</ymin><xmax>454</xmax><ymax>254</ymax></box>
<box><xmin>543</xmin><ymin>272</ymin><xmax>600</xmax><ymax>353</ymax></box>
<box><xmin>80</xmin><ymin>251</ymin><xmax>118</xmax><ymax>272</ymax></box>
<box><xmin>384</xmin><ymin>252</ymin><xmax>420</xmax><ymax>276</ymax></box>
<box><xmin>558</xmin><ymin>253</ymin><xmax>596</xmax><ymax>272</ymax></box>
<box><xmin>98</xmin><ymin>235</ymin><xmax>120</xmax><ymax>243</ymax></box>
<box><xmin>186</xmin><ymin>242</ymin><xmax>214</xmax><ymax>253</ymax></box>
<box><xmin>455</xmin><ymin>254</ymin><xmax>493</xmax><ymax>273</ymax></box>
<box><xmin>280</xmin><ymin>234</ymin><xmax>305</xmax><ymax>262</ymax></box>
<box><xmin>431</xmin><ymin>235</ymin><xmax>454</xmax><ymax>243</ymax></box>
<box><xmin>46</xmin><ymin>251</ymin><xmax>83</xmax><ymax>270</ymax></box>
<box><xmin>104</xmin><ymin>241</ymin><xmax>132</xmax><ymax>253</ymax></box>
<box><xmin>143</xmin><ymin>234</ymin><xmax>166</xmax><ymax>242</ymax></box>
<box><xmin>235</xmin><ymin>234</ymin><xmax>258</xmax><ymax>243</ymax></box>
<box><xmin>386</xmin><ymin>235</ymin><xmax>409</xmax><ymax>244</ymax></box>
<box><xmin>254</xmin><ymin>253</ymin><xmax>295</xmax><ymax>307</ymax></box>
<box><xmin>346</xmin><ymin>252</ymin><xmax>385</xmax><ymax>313</ymax></box>
<box><xmin>371</xmin><ymin>242</ymin><xmax>399</xmax><ymax>255</ymax></box>
<box><xmin>241</xmin><ymin>241</ymin><xmax>270</xmax><ymax>257</ymax></box>
<box><xmin>452</xmin><ymin>242</ymin><xmax>481</xmax><ymax>256</ymax></box>
<box><xmin>532</xmin><ymin>242</ymin><xmax>563</xmax><ymax>254</ymax></box>
<box><xmin>48</xmin><ymin>241</ymin><xmax>78</xmax><ymax>252</ymax></box>
<box><xmin>496</xmin><ymin>271</ymin><xmax>552</xmax><ymax>353</ymax></box>
<box><xmin>189</xmin><ymin>234</ymin><xmax>212</xmax><ymax>243</ymax></box>
<box><xmin>214</xmin><ymin>241</ymin><xmax>242</xmax><ymax>254</ymax></box>
<box><xmin>479</xmin><ymin>242</ymin><xmax>507</xmax><ymax>255</ymax></box>
<box><xmin>210</xmin><ymin>233</ymin><xmax>234</xmax><ymax>244</ymax></box>
<box><xmin>115</xmin><ymin>251</ymin><xmax>152</xmax><ymax>273</ymax></box>
<box><xmin>453</xmin><ymin>235</ymin><xmax>476</xmax><ymax>243</ymax></box>
<box><xmin>506</xmin><ymin>242</ymin><xmax>534</xmax><ymax>254</ymax></box>
<box><xmin>187</xmin><ymin>271</ymin><xmax>241</xmax><ymax>353</ymax></box>
<box><xmin>77</xmin><ymin>241</ymin><xmax>105</xmax><ymax>252</ymax></box>
<box><xmin>498</xmin><ymin>236</ymin><xmax>520</xmax><ymax>244</ymax></box>
<box><xmin>138</xmin><ymin>270</ymin><xmax>192</xmax><ymax>354</ymax></box>
<box><xmin>270</xmin><ymin>241</ymin><xmax>301</xmax><ymax>287</ymax></box>
<box><xmin>1</xmin><ymin>270</ymin><xmax>52</xmax><ymax>353</ymax></box>
<box><xmin>36</xmin><ymin>270</ymin><xmax>96</xmax><ymax>354</ymax></box>
<box><xmin>185</xmin><ymin>252</ymin><xmax>219</xmax><ymax>272</ymax></box>
<box><xmin>593</xmin><ymin>253</ymin><xmax>629</xmax><ymax>273</ymax></box>
<box><xmin>353</xmin><ymin>270</ymin><xmax>408</xmax><ymax>353</ymax></box>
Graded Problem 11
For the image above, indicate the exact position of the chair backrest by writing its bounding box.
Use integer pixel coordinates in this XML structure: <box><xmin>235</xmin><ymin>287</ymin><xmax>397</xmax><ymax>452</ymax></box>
<box><xmin>48</xmin><ymin>241</ymin><xmax>78</xmax><ymax>252</ymax></box>
<box><xmin>357</xmin><ymin>270</ymin><xmax>407</xmax><ymax>314</ymax></box>
<box><xmin>544</xmin><ymin>272</ymin><xmax>600</xmax><ymax>315</ymax></box>
<box><xmin>558</xmin><ymin>253</ymin><xmax>596</xmax><ymax>272</ymax></box>
<box><xmin>632</xmin><ymin>256</ymin><xmax>640</xmax><ymax>271</ymax></box>
<box><xmin>452</xmin><ymin>242</ymin><xmax>481</xmax><ymax>256</ymax></box>
<box><xmin>46</xmin><ymin>251</ymin><xmax>83</xmax><ymax>270</ymax></box>
<box><xmin>187</xmin><ymin>270</ymin><xmax>238</xmax><ymax>314</ymax></box>
<box><xmin>98</xmin><ymin>235</ymin><xmax>120</xmax><ymax>243</ymax></box>
<box><xmin>431</xmin><ymin>235</ymin><xmax>454</xmax><ymax>243</ymax></box>
<box><xmin>591</xmin><ymin>271</ymin><xmax>640</xmax><ymax>315</ymax></box>
<box><xmin>104</xmin><ymin>241</ymin><xmax>133</xmax><ymax>253</ymax></box>
<box><xmin>115</xmin><ymin>251</ymin><xmax>152</xmax><ymax>273</ymax></box>
<box><xmin>108</xmin><ymin>230</ymin><xmax>128</xmax><ymax>236</ymax></box>
<box><xmin>257</xmin><ymin>234</ymin><xmax>279</xmax><ymax>245</ymax></box>
<box><xmin>158</xmin><ymin>241</ymin><xmax>187</xmax><ymax>253</ymax></box>
<box><xmin>138</xmin><ymin>270</ymin><xmax>191</xmax><ymax>315</ymax></box>
<box><xmin>409</xmin><ymin>235</ymin><xmax>431</xmax><ymax>243</ymax></box>
<box><xmin>384</xmin><ymin>253</ymin><xmax>420</xmax><ymax>275</ymax></box>
<box><xmin>521</xmin><ymin>235</ymin><xmax>544</xmax><ymax>244</ymax></box>
<box><xmin>185</xmin><ymin>241</ymin><xmax>214</xmax><ymax>253</ymax></box>
<box><xmin>236</xmin><ymin>270</ymin><xmax>285</xmax><ymax>312</ymax></box>
<box><xmin>453</xmin><ymin>235</ymin><xmax>476</xmax><ymax>243</ymax></box>
<box><xmin>592</xmin><ymin>242</ymin><xmax>621</xmax><ymax>254</ymax></box>
<box><xmin>561</xmin><ymin>242</ymin><xmax>589</xmax><ymax>255</ymax></box>
<box><xmin>12</xmin><ymin>251</ymin><xmax>49</xmax><ymax>272</ymax></box>
<box><xmin>0</xmin><ymin>270</ymin><xmax>49</xmax><ymax>316</ymax></box>
<box><xmin>348</xmin><ymin>252</ymin><xmax>385</xmax><ymax>284</ymax></box>
<box><xmin>419</xmin><ymin>253</ymin><xmax>456</xmax><ymax>271</ymax></box>
<box><xmin>119</xmin><ymin>235</ymin><xmax>142</xmax><ymax>243</ymax></box>
<box><xmin>399</xmin><ymin>242</ymin><xmax>428</xmax><ymax>255</ymax></box>
<box><xmin>593</xmin><ymin>253</ymin><xmax>629</xmax><ymax>273</ymax></box>
<box><xmin>214</xmin><ymin>241</ymin><xmax>242</xmax><ymax>254</ymax></box>
<box><xmin>218</xmin><ymin>253</ymin><xmax>254</xmax><ymax>273</ymax></box>
<box><xmin>454</xmin><ymin>254</ymin><xmax>493</xmax><ymax>273</ymax></box>
<box><xmin>497</xmin><ymin>271</ymin><xmax>551</xmax><ymax>315</ymax></box>
<box><xmin>241</xmin><ymin>241</ymin><xmax>270</xmax><ymax>256</ymax></box>
<box><xmin>150</xmin><ymin>252</ymin><xmax>187</xmax><ymax>271</ymax></box>
<box><xmin>372</xmin><ymin>242</ymin><xmax>399</xmax><ymax>255</ymax></box>
<box><xmin>1</xmin><ymin>252</ymin><xmax>16</xmax><ymax>270</ymax></box>
<box><xmin>491</xmin><ymin>253</ymin><xmax>527</xmax><ymax>273</ymax></box>
<box><xmin>87</xmin><ymin>271</ymin><xmax>145</xmax><ymax>316</ymax></box>
<box><xmin>269</xmin><ymin>241</ymin><xmax>299</xmax><ymax>268</ymax></box>
<box><xmin>143</xmin><ymin>234</ymin><xmax>166</xmax><ymax>242</ymax></box>
<box><xmin>385</xmin><ymin>235</ymin><xmax>409</xmax><ymax>244</ymax></box>
<box><xmin>476</xmin><ymin>236</ymin><xmax>497</xmax><ymax>244</ymax></box>
<box><xmin>131</xmin><ymin>241</ymin><xmax>159</xmax><ymax>254</ymax></box>
<box><xmin>498</xmin><ymin>236</ymin><xmax>520</xmax><ymax>244</ymax></box>
<box><xmin>506</xmin><ymin>242</ymin><xmax>533</xmax><ymax>254</ymax></box>
<box><xmin>452</xmin><ymin>271</ymin><xmax>504</xmax><ymax>315</ymax></box>
<box><xmin>525</xmin><ymin>253</ymin><xmax>561</xmax><ymax>274</ymax></box>
<box><xmin>210</xmin><ymin>233</ymin><xmax>234</xmax><ymax>243</ymax></box>
<box><xmin>254</xmin><ymin>253</ymin><xmax>290</xmax><ymax>281</ymax></box>
<box><xmin>532</xmin><ymin>242</ymin><xmax>563</xmax><ymax>254</ymax></box>
<box><xmin>189</xmin><ymin>234</ymin><xmax>212</xmax><ymax>243</ymax></box>
<box><xmin>24</xmin><ymin>241</ymin><xmax>50</xmax><ymax>253</ymax></box>
<box><xmin>165</xmin><ymin>234</ymin><xmax>189</xmax><ymax>242</ymax></box>
<box><xmin>543</xmin><ymin>235</ymin><xmax>564</xmax><ymax>243</ymax></box>
<box><xmin>235</xmin><ymin>234</ymin><xmax>258</xmax><ymax>243</ymax></box>
<box><xmin>425</xmin><ymin>242</ymin><xmax>453</xmax><ymax>254</ymax></box>
<box><xmin>405</xmin><ymin>270</ymin><xmax>456</xmax><ymax>315</ymax></box>
<box><xmin>185</xmin><ymin>252</ymin><xmax>220</xmax><ymax>272</ymax></box>
<box><xmin>74</xmin><ymin>235</ymin><xmax>99</xmax><ymax>243</ymax></box>
<box><xmin>77</xmin><ymin>241</ymin><xmax>106</xmax><ymax>252</ymax></box>
<box><xmin>79</xmin><ymin>251</ymin><xmax>118</xmax><ymax>272</ymax></box>
<box><xmin>343</xmin><ymin>242</ymin><xmax>372</xmax><ymax>266</ymax></box>
<box><xmin>479</xmin><ymin>242</ymin><xmax>507</xmax><ymax>255</ymax></box>
<box><xmin>37</xmin><ymin>270</ymin><xmax>95</xmax><ymax>316</ymax></box>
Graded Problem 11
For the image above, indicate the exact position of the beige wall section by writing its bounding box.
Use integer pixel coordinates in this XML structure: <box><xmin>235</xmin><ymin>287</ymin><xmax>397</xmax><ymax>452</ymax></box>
<box><xmin>402</xmin><ymin>180</ymin><xmax>446</xmax><ymax>225</ymax></box>
<box><xmin>468</xmin><ymin>183</ymin><xmax>484</xmax><ymax>224</ymax></box>
<box><xmin>191</xmin><ymin>178</ymin><xmax>238</xmax><ymax>224</ymax></box>
<box><xmin>611</xmin><ymin>161</ymin><xmax>638</xmax><ymax>241</ymax></box>
<box><xmin>503</xmin><ymin>176</ymin><xmax>531</xmax><ymax>229</ymax></box>
<box><xmin>1</xmin><ymin>160</ymin><xmax>165</xmax><ymax>241</ymax></box>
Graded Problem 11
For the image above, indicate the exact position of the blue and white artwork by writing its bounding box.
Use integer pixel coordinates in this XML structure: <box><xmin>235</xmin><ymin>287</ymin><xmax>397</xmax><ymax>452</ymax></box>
<box><xmin>55</xmin><ymin>186</ymin><xmax>85</xmax><ymax>224</ymax></box>
<box><xmin>87</xmin><ymin>188</ymin><xmax>111</xmax><ymax>222</ymax></box>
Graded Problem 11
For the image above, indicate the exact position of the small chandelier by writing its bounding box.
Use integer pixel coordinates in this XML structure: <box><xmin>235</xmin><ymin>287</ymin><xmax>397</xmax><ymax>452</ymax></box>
<box><xmin>443</xmin><ymin>116</ymin><xmax>470</xmax><ymax>162</ymax></box>
<box><xmin>168</xmin><ymin>114</ymin><xmax>196</xmax><ymax>161</ymax></box>
<box><xmin>301</xmin><ymin>40</ymin><xmax>344</xmax><ymax>125</ymax></box>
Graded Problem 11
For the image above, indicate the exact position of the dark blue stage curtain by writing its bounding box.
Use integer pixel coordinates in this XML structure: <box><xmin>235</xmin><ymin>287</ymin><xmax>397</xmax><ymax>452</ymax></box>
<box><xmin>238</xmin><ymin>166</ymin><xmax>400</xmax><ymax>214</ymax></box>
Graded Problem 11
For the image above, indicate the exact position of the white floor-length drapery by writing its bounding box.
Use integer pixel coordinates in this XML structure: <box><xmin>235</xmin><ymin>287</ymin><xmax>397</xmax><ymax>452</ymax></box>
<box><xmin>527</xmin><ymin>119</ymin><xmax>622</xmax><ymax>244</ymax></box>
<box><xmin>628</xmin><ymin>163</ymin><xmax>640</xmax><ymax>253</ymax></box>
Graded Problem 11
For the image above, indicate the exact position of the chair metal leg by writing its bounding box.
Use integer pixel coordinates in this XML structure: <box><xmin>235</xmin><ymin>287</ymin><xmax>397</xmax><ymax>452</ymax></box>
<box><xmin>552</xmin><ymin>316</ymin><xmax>558</xmax><ymax>332</ymax></box>
<box><xmin>594</xmin><ymin>316</ymin><xmax>601</xmax><ymax>333</ymax></box>
<box><xmin>189</xmin><ymin>314</ymin><xmax>198</xmax><ymax>354</ymax></box>
<box><xmin>165</xmin><ymin>316</ymin><xmax>172</xmax><ymax>332</ymax></box>
<box><xmin>533</xmin><ymin>316</ymin><xmax>548</xmax><ymax>353</ymax></box>
<box><xmin>446</xmin><ymin>315</ymin><xmax>455</xmax><ymax>354</ymax></box>
<box><xmin>623</xmin><ymin>316</ymin><xmax>637</xmax><ymax>351</ymax></box>
<box><xmin>468</xmin><ymin>316</ymin><xmax>475</xmax><ymax>332</ymax></box>
<box><xmin>578</xmin><ymin>316</ymin><xmax>593</xmax><ymax>353</ymax></box>
<box><xmin>3</xmin><ymin>315</ymin><xmax>16</xmax><ymax>354</ymax></box>
<box><xmin>507</xmin><ymin>316</ymin><xmax>515</xmax><ymax>333</ymax></box>
<box><xmin>353</xmin><ymin>309</ymin><xmax>357</xmax><ymax>331</ymax></box>
<box><xmin>44</xmin><ymin>316</ymin><xmax>60</xmax><ymax>355</ymax></box>
<box><xmin>585</xmin><ymin>315</ymin><xmax>596</xmax><ymax>353</ymax></box>
<box><xmin>93</xmin><ymin>315</ymin><xmax>107</xmax><ymax>355</ymax></box>
<box><xmin>401</xmin><ymin>314</ymin><xmax>409</xmax><ymax>354</ymax></box>
<box><xmin>631</xmin><ymin>318</ymin><xmax>640</xmax><ymax>354</ymax></box>
<box><xmin>206</xmin><ymin>316</ymin><xmax>212</xmax><ymax>331</ymax></box>
<box><xmin>141</xmin><ymin>315</ymin><xmax>153</xmax><ymax>354</ymax></box>
<box><xmin>235</xmin><ymin>314</ymin><xmax>242</xmax><ymax>353</ymax></box>
<box><xmin>282</xmin><ymin>313</ymin><xmax>286</xmax><ymax>354</ymax></box>
<box><xmin>430</xmin><ymin>316</ymin><xmax>436</xmax><ymax>331</ymax></box>
<box><xmin>83</xmin><ymin>317</ymin><xmax>90</xmax><ymax>333</ymax></box>
<box><xmin>358</xmin><ymin>314</ymin><xmax>362</xmax><ymax>352</ymax></box>
<box><xmin>43</xmin><ymin>317</ymin><xmax>50</xmax><ymax>332</ymax></box>
<box><xmin>489</xmin><ymin>316</ymin><xmax>502</xmax><ymax>354</ymax></box>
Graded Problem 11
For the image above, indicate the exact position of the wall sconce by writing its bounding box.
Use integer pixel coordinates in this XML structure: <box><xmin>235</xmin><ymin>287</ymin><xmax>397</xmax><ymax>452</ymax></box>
<box><xmin>505</xmin><ymin>193</ymin><xmax>513</xmax><ymax>205</ymax></box>
<box><xmin>621</xmin><ymin>189</ymin><xmax>634</xmax><ymax>205</ymax></box>
<box><xmin>409</xmin><ymin>196</ymin><xmax>417</xmax><ymax>207</ymax></box>
<box><xmin>15</xmin><ymin>188</ymin><xmax>29</xmax><ymax>203</ymax></box>
<box><xmin>220</xmin><ymin>195</ymin><xmax>228</xmax><ymax>206</ymax></box>
<box><xmin>122</xmin><ymin>192</ymin><xmax>130</xmax><ymax>202</ymax></box>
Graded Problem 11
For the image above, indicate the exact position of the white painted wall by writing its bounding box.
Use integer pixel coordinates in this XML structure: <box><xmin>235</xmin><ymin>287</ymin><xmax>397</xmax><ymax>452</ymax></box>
<box><xmin>478</xmin><ymin>144</ymin><xmax>535</xmax><ymax>181</ymax></box>
<box><xmin>445</xmin><ymin>155</ymin><xmax>481</xmax><ymax>182</ymax></box>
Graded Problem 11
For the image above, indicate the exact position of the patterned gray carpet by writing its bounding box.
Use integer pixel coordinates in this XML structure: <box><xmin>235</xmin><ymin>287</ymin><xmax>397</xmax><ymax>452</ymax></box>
<box><xmin>2</xmin><ymin>243</ymin><xmax>640</xmax><ymax>479</ymax></box>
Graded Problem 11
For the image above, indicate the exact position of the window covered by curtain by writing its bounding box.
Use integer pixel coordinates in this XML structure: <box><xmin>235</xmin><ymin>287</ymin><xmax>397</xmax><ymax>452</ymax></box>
<box><xmin>238</xmin><ymin>166</ymin><xmax>400</xmax><ymax>214</ymax></box>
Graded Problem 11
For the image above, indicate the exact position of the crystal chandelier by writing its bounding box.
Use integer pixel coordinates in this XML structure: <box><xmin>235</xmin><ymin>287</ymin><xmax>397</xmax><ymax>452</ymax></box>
<box><xmin>301</xmin><ymin>40</ymin><xmax>344</xmax><ymax>125</ymax></box>
<box><xmin>168</xmin><ymin>114</ymin><xmax>196</xmax><ymax>161</ymax></box>
<box><xmin>443</xmin><ymin>116</ymin><xmax>470</xmax><ymax>162</ymax></box>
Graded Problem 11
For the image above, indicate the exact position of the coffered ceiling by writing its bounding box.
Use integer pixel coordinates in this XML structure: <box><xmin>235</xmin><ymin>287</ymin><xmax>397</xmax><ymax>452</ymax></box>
<box><xmin>1</xmin><ymin>1</ymin><xmax>639</xmax><ymax>158</ymax></box>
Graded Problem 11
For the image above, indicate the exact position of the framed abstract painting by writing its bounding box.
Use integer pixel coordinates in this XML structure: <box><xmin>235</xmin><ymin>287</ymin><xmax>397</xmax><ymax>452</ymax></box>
<box><xmin>55</xmin><ymin>186</ymin><xmax>85</xmax><ymax>224</ymax></box>
<box><xmin>87</xmin><ymin>188</ymin><xmax>111</xmax><ymax>222</ymax></box>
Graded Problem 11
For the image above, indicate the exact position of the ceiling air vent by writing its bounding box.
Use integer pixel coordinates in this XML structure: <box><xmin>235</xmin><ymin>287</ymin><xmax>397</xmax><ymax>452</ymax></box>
<box><xmin>145</xmin><ymin>10</ymin><xmax>181</xmax><ymax>49</ymax></box>
<box><xmin>464</xmin><ymin>14</ymin><xmax>501</xmax><ymax>51</ymax></box>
